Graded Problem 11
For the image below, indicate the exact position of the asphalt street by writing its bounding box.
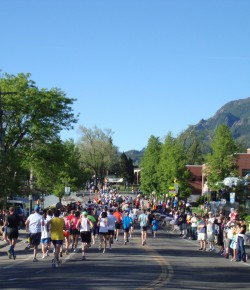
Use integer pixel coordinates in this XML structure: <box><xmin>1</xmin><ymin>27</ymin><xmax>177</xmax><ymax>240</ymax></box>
<box><xmin>0</xmin><ymin>224</ymin><xmax>250</xmax><ymax>290</ymax></box>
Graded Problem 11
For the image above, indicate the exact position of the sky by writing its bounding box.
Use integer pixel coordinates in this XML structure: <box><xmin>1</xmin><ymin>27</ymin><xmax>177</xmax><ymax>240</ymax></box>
<box><xmin>1</xmin><ymin>0</ymin><xmax>250</xmax><ymax>152</ymax></box>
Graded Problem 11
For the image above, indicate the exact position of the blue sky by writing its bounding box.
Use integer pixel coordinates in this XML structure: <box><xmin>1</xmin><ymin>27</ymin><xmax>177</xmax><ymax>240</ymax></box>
<box><xmin>1</xmin><ymin>0</ymin><xmax>250</xmax><ymax>152</ymax></box>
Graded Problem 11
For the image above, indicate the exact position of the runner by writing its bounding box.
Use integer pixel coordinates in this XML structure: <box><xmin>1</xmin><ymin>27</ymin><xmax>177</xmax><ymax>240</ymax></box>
<box><xmin>70</xmin><ymin>211</ymin><xmax>81</xmax><ymax>252</ymax></box>
<box><xmin>48</xmin><ymin>209</ymin><xmax>65</xmax><ymax>267</ymax></box>
<box><xmin>129</xmin><ymin>210</ymin><xmax>136</xmax><ymax>238</ymax></box>
<box><xmin>25</xmin><ymin>205</ymin><xmax>42</xmax><ymax>262</ymax></box>
<box><xmin>113</xmin><ymin>208</ymin><xmax>122</xmax><ymax>241</ymax></box>
<box><xmin>98</xmin><ymin>211</ymin><xmax>109</xmax><ymax>253</ymax></box>
<box><xmin>4</xmin><ymin>207</ymin><xmax>20</xmax><ymax>260</ymax></box>
<box><xmin>40</xmin><ymin>211</ymin><xmax>51</xmax><ymax>259</ymax></box>
<box><xmin>67</xmin><ymin>209</ymin><xmax>75</xmax><ymax>246</ymax></box>
<box><xmin>107</xmin><ymin>209</ymin><xmax>117</xmax><ymax>249</ymax></box>
<box><xmin>151</xmin><ymin>215</ymin><xmax>159</xmax><ymax>238</ymax></box>
<box><xmin>138</xmin><ymin>209</ymin><xmax>148</xmax><ymax>246</ymax></box>
<box><xmin>77</xmin><ymin>211</ymin><xmax>93</xmax><ymax>260</ymax></box>
<box><xmin>63</xmin><ymin>212</ymin><xmax>70</xmax><ymax>255</ymax></box>
<box><xmin>91</xmin><ymin>208</ymin><xmax>99</xmax><ymax>245</ymax></box>
<box><xmin>122</xmin><ymin>211</ymin><xmax>132</xmax><ymax>245</ymax></box>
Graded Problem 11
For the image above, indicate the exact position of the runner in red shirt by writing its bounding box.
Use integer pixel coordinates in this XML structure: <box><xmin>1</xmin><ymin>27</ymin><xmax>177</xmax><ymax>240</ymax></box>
<box><xmin>113</xmin><ymin>208</ymin><xmax>123</xmax><ymax>241</ymax></box>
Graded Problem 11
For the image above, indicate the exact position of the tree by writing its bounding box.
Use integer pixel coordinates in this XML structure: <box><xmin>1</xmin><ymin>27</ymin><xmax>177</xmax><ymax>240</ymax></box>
<box><xmin>178</xmin><ymin>125</ymin><xmax>209</xmax><ymax>165</ymax></box>
<box><xmin>118</xmin><ymin>153</ymin><xmax>135</xmax><ymax>187</ymax></box>
<box><xmin>140</xmin><ymin>135</ymin><xmax>162</xmax><ymax>195</ymax></box>
<box><xmin>0</xmin><ymin>72</ymin><xmax>78</xmax><ymax>198</ymax></box>
<box><xmin>205</xmin><ymin>124</ymin><xmax>239</xmax><ymax>190</ymax></box>
<box><xmin>158</xmin><ymin>132</ymin><xmax>191</xmax><ymax>199</ymax></box>
<box><xmin>77</xmin><ymin>126</ymin><xmax>119</xmax><ymax>187</ymax></box>
<box><xmin>25</xmin><ymin>139</ymin><xmax>91</xmax><ymax>200</ymax></box>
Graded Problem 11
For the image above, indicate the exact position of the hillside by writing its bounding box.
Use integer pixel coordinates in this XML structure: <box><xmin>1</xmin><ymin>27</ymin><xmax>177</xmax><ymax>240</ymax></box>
<box><xmin>190</xmin><ymin>96</ymin><xmax>250</xmax><ymax>147</ymax></box>
<box><xmin>125</xmin><ymin>97</ymin><xmax>250</xmax><ymax>164</ymax></box>
<box><xmin>124</xmin><ymin>149</ymin><xmax>145</xmax><ymax>166</ymax></box>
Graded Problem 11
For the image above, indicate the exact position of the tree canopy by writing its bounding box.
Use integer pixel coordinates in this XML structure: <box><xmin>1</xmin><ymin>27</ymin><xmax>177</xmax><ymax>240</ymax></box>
<box><xmin>140</xmin><ymin>135</ymin><xmax>162</xmax><ymax>194</ymax></box>
<box><xmin>205</xmin><ymin>124</ymin><xmax>239</xmax><ymax>190</ymax></box>
<box><xmin>0</xmin><ymin>72</ymin><xmax>78</xmax><ymax>198</ymax></box>
<box><xmin>77</xmin><ymin>126</ymin><xmax>119</xmax><ymax>187</ymax></box>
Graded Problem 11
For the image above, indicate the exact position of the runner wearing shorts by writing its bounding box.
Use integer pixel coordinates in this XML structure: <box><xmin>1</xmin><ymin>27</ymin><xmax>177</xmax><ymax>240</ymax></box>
<box><xmin>48</xmin><ymin>209</ymin><xmax>65</xmax><ymax>267</ymax></box>
<box><xmin>77</xmin><ymin>211</ymin><xmax>93</xmax><ymax>260</ymax></box>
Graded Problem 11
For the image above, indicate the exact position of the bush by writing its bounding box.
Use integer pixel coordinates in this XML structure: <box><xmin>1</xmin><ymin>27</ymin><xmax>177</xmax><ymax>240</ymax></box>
<box><xmin>196</xmin><ymin>195</ymin><xmax>211</xmax><ymax>205</ymax></box>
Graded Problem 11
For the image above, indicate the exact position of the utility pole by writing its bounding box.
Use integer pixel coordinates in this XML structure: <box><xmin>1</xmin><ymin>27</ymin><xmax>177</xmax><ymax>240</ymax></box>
<box><xmin>0</xmin><ymin>91</ymin><xmax>16</xmax><ymax>161</ymax></box>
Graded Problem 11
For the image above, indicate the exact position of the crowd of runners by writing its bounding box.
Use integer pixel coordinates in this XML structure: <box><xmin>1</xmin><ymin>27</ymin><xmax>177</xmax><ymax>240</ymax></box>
<box><xmin>0</xmin><ymin>192</ymin><xmax>154</xmax><ymax>267</ymax></box>
<box><xmin>0</xmin><ymin>190</ymin><xmax>248</xmax><ymax>267</ymax></box>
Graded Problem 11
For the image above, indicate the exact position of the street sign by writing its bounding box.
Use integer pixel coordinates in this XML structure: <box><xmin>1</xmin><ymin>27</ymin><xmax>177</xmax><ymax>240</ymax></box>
<box><xmin>65</xmin><ymin>186</ymin><xmax>70</xmax><ymax>195</ymax></box>
<box><xmin>230</xmin><ymin>192</ymin><xmax>235</xmax><ymax>204</ymax></box>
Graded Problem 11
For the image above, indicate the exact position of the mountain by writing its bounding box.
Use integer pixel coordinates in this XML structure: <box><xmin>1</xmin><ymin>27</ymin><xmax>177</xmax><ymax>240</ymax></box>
<box><xmin>189</xmin><ymin>96</ymin><xmax>250</xmax><ymax>147</ymax></box>
<box><xmin>125</xmin><ymin>97</ymin><xmax>250</xmax><ymax>164</ymax></box>
<box><xmin>124</xmin><ymin>149</ymin><xmax>145</xmax><ymax>166</ymax></box>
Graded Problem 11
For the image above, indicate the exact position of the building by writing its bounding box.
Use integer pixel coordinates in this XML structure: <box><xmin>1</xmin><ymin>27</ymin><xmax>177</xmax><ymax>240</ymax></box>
<box><xmin>186</xmin><ymin>165</ymin><xmax>203</xmax><ymax>201</ymax></box>
<box><xmin>186</xmin><ymin>148</ymin><xmax>250</xmax><ymax>200</ymax></box>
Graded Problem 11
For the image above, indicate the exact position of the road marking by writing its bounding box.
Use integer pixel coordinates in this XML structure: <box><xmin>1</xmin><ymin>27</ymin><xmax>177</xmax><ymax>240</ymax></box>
<box><xmin>135</xmin><ymin>238</ymin><xmax>174</xmax><ymax>289</ymax></box>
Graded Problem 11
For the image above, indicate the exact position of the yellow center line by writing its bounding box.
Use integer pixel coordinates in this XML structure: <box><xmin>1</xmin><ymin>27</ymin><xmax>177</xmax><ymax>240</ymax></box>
<box><xmin>135</xmin><ymin>238</ymin><xmax>174</xmax><ymax>290</ymax></box>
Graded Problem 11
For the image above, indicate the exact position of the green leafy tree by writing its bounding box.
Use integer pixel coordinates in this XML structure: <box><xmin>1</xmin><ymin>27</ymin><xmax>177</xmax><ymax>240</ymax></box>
<box><xmin>158</xmin><ymin>132</ymin><xmax>191</xmax><ymax>199</ymax></box>
<box><xmin>178</xmin><ymin>125</ymin><xmax>209</xmax><ymax>165</ymax></box>
<box><xmin>205</xmin><ymin>124</ymin><xmax>239</xmax><ymax>190</ymax></box>
<box><xmin>140</xmin><ymin>135</ymin><xmax>162</xmax><ymax>195</ymax></box>
<box><xmin>25</xmin><ymin>139</ymin><xmax>91</xmax><ymax>200</ymax></box>
<box><xmin>0</xmin><ymin>72</ymin><xmax>78</xmax><ymax>198</ymax></box>
<box><xmin>118</xmin><ymin>153</ymin><xmax>135</xmax><ymax>187</ymax></box>
<box><xmin>77</xmin><ymin>126</ymin><xmax>119</xmax><ymax>187</ymax></box>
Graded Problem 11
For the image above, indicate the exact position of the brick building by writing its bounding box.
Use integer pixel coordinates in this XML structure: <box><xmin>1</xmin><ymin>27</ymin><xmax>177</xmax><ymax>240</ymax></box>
<box><xmin>186</xmin><ymin>148</ymin><xmax>250</xmax><ymax>200</ymax></box>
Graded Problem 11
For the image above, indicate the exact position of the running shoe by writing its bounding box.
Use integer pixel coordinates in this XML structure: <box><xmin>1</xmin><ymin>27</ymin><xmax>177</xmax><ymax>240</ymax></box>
<box><xmin>81</xmin><ymin>256</ymin><xmax>86</xmax><ymax>260</ymax></box>
<box><xmin>33</xmin><ymin>258</ymin><xmax>38</xmax><ymax>262</ymax></box>
<box><xmin>6</xmin><ymin>250</ymin><xmax>12</xmax><ymax>259</ymax></box>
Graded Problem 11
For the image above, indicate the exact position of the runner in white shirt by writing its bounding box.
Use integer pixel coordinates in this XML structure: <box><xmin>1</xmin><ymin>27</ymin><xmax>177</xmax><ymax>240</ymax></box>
<box><xmin>107</xmin><ymin>209</ymin><xmax>117</xmax><ymax>250</ymax></box>
<box><xmin>77</xmin><ymin>212</ymin><xmax>93</xmax><ymax>260</ymax></box>
<box><xmin>98</xmin><ymin>212</ymin><xmax>109</xmax><ymax>253</ymax></box>
<box><xmin>25</xmin><ymin>205</ymin><xmax>42</xmax><ymax>262</ymax></box>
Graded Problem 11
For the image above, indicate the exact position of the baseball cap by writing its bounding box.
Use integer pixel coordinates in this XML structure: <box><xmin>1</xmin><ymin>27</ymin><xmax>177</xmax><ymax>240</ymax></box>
<box><xmin>34</xmin><ymin>205</ymin><xmax>39</xmax><ymax>211</ymax></box>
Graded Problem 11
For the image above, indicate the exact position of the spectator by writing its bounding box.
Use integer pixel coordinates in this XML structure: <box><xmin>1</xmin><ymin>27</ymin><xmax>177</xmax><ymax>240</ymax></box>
<box><xmin>197</xmin><ymin>216</ymin><xmax>207</xmax><ymax>251</ymax></box>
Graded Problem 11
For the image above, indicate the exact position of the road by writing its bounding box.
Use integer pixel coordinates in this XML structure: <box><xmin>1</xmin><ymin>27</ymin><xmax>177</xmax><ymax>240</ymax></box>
<box><xmin>0</xmin><ymin>223</ymin><xmax>250</xmax><ymax>290</ymax></box>
<box><xmin>1</xmin><ymin>192</ymin><xmax>250</xmax><ymax>290</ymax></box>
